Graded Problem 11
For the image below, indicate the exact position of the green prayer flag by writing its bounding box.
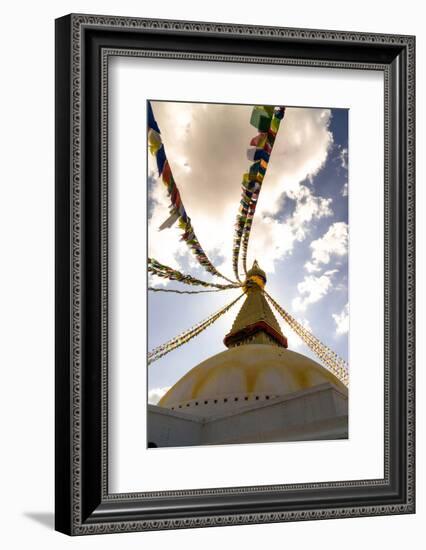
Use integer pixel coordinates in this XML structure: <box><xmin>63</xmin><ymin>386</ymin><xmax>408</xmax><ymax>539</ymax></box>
<box><xmin>250</xmin><ymin>107</ymin><xmax>272</xmax><ymax>132</ymax></box>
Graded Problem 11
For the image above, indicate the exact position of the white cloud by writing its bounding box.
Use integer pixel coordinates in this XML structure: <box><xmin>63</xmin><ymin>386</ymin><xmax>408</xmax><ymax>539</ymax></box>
<box><xmin>294</xmin><ymin>223</ymin><xmax>347</xmax><ymax>312</ymax></box>
<box><xmin>342</xmin><ymin>181</ymin><xmax>348</xmax><ymax>197</ymax></box>
<box><xmin>292</xmin><ymin>272</ymin><xmax>336</xmax><ymax>312</ymax></box>
<box><xmin>304</xmin><ymin>261</ymin><xmax>321</xmax><ymax>273</ymax></box>
<box><xmin>148</xmin><ymin>386</ymin><xmax>171</xmax><ymax>405</ymax></box>
<box><xmin>246</xmin><ymin>185</ymin><xmax>333</xmax><ymax>274</ymax></box>
<box><xmin>285</xmin><ymin>185</ymin><xmax>333</xmax><ymax>241</ymax></box>
<box><xmin>339</xmin><ymin>146</ymin><xmax>348</xmax><ymax>169</ymax></box>
<box><xmin>148</xmin><ymin>102</ymin><xmax>334</xmax><ymax>279</ymax></box>
<box><xmin>332</xmin><ymin>303</ymin><xmax>349</xmax><ymax>335</ymax></box>
<box><xmin>306</xmin><ymin>221</ymin><xmax>348</xmax><ymax>271</ymax></box>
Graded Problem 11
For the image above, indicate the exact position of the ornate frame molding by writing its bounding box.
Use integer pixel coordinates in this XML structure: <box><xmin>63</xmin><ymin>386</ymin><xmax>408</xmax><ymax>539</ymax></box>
<box><xmin>55</xmin><ymin>14</ymin><xmax>415</xmax><ymax>535</ymax></box>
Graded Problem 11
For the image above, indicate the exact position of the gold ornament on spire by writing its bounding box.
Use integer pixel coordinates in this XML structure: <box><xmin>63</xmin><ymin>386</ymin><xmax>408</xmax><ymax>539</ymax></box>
<box><xmin>243</xmin><ymin>260</ymin><xmax>267</xmax><ymax>291</ymax></box>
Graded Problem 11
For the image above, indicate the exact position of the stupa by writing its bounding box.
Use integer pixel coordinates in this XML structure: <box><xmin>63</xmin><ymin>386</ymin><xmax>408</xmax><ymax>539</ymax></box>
<box><xmin>147</xmin><ymin>262</ymin><xmax>348</xmax><ymax>447</ymax></box>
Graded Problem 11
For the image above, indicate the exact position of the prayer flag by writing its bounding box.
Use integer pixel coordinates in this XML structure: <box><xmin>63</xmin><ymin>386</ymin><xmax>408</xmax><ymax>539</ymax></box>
<box><xmin>147</xmin><ymin>101</ymin><xmax>160</xmax><ymax>133</ymax></box>
<box><xmin>156</xmin><ymin>145</ymin><xmax>167</xmax><ymax>176</ymax></box>
<box><xmin>246</xmin><ymin>148</ymin><xmax>256</xmax><ymax>161</ymax></box>
<box><xmin>254</xmin><ymin>149</ymin><xmax>270</xmax><ymax>162</ymax></box>
<box><xmin>250</xmin><ymin>132</ymin><xmax>267</xmax><ymax>147</ymax></box>
<box><xmin>263</xmin><ymin>105</ymin><xmax>275</xmax><ymax>117</ymax></box>
<box><xmin>250</xmin><ymin>107</ymin><xmax>272</xmax><ymax>132</ymax></box>
<box><xmin>162</xmin><ymin>160</ymin><xmax>172</xmax><ymax>184</ymax></box>
<box><xmin>271</xmin><ymin>116</ymin><xmax>280</xmax><ymax>133</ymax></box>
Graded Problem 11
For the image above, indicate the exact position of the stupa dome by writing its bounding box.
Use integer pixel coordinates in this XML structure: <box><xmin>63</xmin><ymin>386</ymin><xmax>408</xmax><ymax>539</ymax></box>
<box><xmin>159</xmin><ymin>344</ymin><xmax>347</xmax><ymax>417</ymax></box>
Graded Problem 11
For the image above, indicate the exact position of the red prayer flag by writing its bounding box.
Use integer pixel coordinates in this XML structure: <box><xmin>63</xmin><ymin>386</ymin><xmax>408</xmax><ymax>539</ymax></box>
<box><xmin>162</xmin><ymin>160</ymin><xmax>172</xmax><ymax>184</ymax></box>
<box><xmin>250</xmin><ymin>132</ymin><xmax>267</xmax><ymax>146</ymax></box>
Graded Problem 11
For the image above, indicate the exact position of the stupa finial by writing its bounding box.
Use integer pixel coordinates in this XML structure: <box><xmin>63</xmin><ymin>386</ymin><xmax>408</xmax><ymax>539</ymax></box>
<box><xmin>245</xmin><ymin>260</ymin><xmax>267</xmax><ymax>289</ymax></box>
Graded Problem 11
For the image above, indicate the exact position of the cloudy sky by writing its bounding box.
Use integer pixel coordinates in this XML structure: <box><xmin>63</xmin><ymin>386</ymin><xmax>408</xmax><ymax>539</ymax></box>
<box><xmin>147</xmin><ymin>101</ymin><xmax>348</xmax><ymax>404</ymax></box>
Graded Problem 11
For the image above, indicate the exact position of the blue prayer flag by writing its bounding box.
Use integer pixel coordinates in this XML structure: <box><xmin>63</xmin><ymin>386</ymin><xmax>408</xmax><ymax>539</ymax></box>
<box><xmin>156</xmin><ymin>145</ymin><xmax>167</xmax><ymax>176</ymax></box>
<box><xmin>147</xmin><ymin>101</ymin><xmax>160</xmax><ymax>133</ymax></box>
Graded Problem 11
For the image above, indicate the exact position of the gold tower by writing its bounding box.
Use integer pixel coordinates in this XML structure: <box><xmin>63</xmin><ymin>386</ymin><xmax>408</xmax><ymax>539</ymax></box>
<box><xmin>224</xmin><ymin>261</ymin><xmax>288</xmax><ymax>348</ymax></box>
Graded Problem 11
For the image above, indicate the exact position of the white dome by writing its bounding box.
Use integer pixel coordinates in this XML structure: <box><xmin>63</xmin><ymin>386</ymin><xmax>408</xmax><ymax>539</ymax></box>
<box><xmin>159</xmin><ymin>344</ymin><xmax>347</xmax><ymax>417</ymax></box>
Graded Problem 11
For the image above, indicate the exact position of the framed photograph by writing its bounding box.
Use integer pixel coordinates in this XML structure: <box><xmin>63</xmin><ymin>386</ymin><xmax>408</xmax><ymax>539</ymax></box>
<box><xmin>55</xmin><ymin>14</ymin><xmax>415</xmax><ymax>535</ymax></box>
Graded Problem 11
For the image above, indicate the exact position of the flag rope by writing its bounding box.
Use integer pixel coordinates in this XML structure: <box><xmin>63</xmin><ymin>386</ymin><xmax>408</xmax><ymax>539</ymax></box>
<box><xmin>232</xmin><ymin>105</ymin><xmax>286</xmax><ymax>280</ymax></box>
<box><xmin>148</xmin><ymin>293</ymin><xmax>244</xmax><ymax>365</ymax></box>
<box><xmin>264</xmin><ymin>290</ymin><xmax>349</xmax><ymax>386</ymax></box>
<box><xmin>148</xmin><ymin>258</ymin><xmax>242</xmax><ymax>290</ymax></box>
<box><xmin>148</xmin><ymin>101</ymin><xmax>236</xmax><ymax>284</ymax></box>
<box><xmin>148</xmin><ymin>286</ymin><xmax>234</xmax><ymax>295</ymax></box>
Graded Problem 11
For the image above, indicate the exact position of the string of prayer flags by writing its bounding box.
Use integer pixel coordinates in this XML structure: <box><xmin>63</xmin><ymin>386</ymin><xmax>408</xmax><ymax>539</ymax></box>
<box><xmin>148</xmin><ymin>286</ymin><xmax>232</xmax><ymax>295</ymax></box>
<box><xmin>240</xmin><ymin>105</ymin><xmax>286</xmax><ymax>273</ymax></box>
<box><xmin>232</xmin><ymin>105</ymin><xmax>286</xmax><ymax>280</ymax></box>
<box><xmin>147</xmin><ymin>101</ymin><xmax>237</xmax><ymax>284</ymax></box>
<box><xmin>264</xmin><ymin>290</ymin><xmax>349</xmax><ymax>386</ymax></box>
<box><xmin>148</xmin><ymin>293</ymin><xmax>244</xmax><ymax>365</ymax></box>
<box><xmin>148</xmin><ymin>257</ymin><xmax>241</xmax><ymax>290</ymax></box>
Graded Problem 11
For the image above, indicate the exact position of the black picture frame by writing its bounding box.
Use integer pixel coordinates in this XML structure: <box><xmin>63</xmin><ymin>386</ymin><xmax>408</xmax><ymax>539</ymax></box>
<box><xmin>55</xmin><ymin>13</ymin><xmax>415</xmax><ymax>535</ymax></box>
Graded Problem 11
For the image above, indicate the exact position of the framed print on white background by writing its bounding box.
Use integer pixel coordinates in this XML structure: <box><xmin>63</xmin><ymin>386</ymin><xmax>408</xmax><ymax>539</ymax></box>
<box><xmin>55</xmin><ymin>14</ymin><xmax>415</xmax><ymax>535</ymax></box>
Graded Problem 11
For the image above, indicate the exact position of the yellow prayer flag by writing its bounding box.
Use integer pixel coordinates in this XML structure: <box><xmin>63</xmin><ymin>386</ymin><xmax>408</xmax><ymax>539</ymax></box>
<box><xmin>148</xmin><ymin>128</ymin><xmax>162</xmax><ymax>155</ymax></box>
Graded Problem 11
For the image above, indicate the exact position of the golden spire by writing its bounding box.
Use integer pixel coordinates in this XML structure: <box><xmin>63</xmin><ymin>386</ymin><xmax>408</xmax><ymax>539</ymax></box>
<box><xmin>244</xmin><ymin>259</ymin><xmax>267</xmax><ymax>291</ymax></box>
<box><xmin>224</xmin><ymin>261</ymin><xmax>287</xmax><ymax>348</ymax></box>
